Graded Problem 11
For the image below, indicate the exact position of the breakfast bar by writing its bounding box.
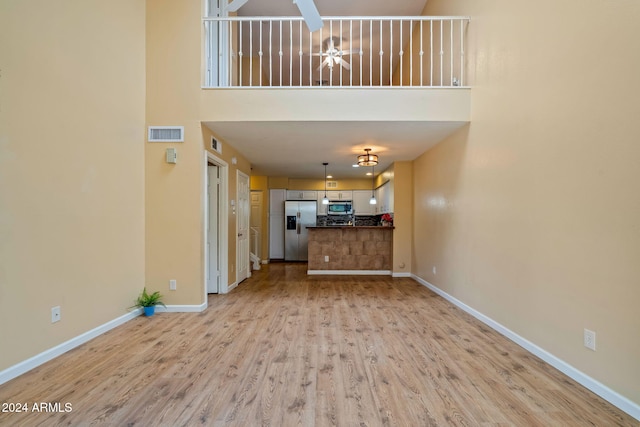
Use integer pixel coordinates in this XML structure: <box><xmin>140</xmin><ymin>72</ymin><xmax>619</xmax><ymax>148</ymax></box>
<box><xmin>306</xmin><ymin>226</ymin><xmax>394</xmax><ymax>275</ymax></box>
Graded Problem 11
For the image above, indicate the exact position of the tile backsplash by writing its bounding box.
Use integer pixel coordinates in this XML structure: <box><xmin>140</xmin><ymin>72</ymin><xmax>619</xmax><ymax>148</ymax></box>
<box><xmin>317</xmin><ymin>215</ymin><xmax>384</xmax><ymax>226</ymax></box>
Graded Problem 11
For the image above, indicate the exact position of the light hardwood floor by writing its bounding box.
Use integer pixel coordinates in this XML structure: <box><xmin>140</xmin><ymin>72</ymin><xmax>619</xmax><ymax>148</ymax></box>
<box><xmin>0</xmin><ymin>263</ymin><xmax>637</xmax><ymax>426</ymax></box>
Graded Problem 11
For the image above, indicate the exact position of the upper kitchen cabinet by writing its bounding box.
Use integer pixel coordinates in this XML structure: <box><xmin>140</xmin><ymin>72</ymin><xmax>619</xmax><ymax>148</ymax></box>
<box><xmin>375</xmin><ymin>181</ymin><xmax>394</xmax><ymax>214</ymax></box>
<box><xmin>317</xmin><ymin>192</ymin><xmax>328</xmax><ymax>215</ymax></box>
<box><xmin>326</xmin><ymin>190</ymin><xmax>353</xmax><ymax>201</ymax></box>
<box><xmin>286</xmin><ymin>190</ymin><xmax>317</xmax><ymax>201</ymax></box>
<box><xmin>352</xmin><ymin>190</ymin><xmax>375</xmax><ymax>216</ymax></box>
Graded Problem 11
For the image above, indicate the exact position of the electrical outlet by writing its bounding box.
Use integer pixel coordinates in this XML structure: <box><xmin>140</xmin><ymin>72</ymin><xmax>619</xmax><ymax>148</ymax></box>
<box><xmin>432</xmin><ymin>266</ymin><xmax>437</xmax><ymax>275</ymax></box>
<box><xmin>51</xmin><ymin>306</ymin><xmax>61</xmax><ymax>323</ymax></box>
<box><xmin>324</xmin><ymin>255</ymin><xmax>330</xmax><ymax>262</ymax></box>
<box><xmin>584</xmin><ymin>329</ymin><xmax>596</xmax><ymax>351</ymax></box>
<box><xmin>169</xmin><ymin>279</ymin><xmax>177</xmax><ymax>291</ymax></box>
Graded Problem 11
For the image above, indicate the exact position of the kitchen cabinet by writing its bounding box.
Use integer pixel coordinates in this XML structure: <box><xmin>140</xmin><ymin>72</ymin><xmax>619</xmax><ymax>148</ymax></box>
<box><xmin>326</xmin><ymin>190</ymin><xmax>352</xmax><ymax>201</ymax></box>
<box><xmin>286</xmin><ymin>190</ymin><xmax>317</xmax><ymax>201</ymax></box>
<box><xmin>375</xmin><ymin>181</ymin><xmax>393</xmax><ymax>214</ymax></box>
<box><xmin>317</xmin><ymin>192</ymin><xmax>328</xmax><ymax>215</ymax></box>
<box><xmin>352</xmin><ymin>190</ymin><xmax>375</xmax><ymax>216</ymax></box>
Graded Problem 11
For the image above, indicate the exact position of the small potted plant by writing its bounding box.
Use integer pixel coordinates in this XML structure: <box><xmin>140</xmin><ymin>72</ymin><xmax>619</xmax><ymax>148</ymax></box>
<box><xmin>131</xmin><ymin>287</ymin><xmax>166</xmax><ymax>316</ymax></box>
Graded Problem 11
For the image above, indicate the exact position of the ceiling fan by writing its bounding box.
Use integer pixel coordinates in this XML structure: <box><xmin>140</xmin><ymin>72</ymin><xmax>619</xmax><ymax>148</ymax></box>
<box><xmin>225</xmin><ymin>0</ymin><xmax>323</xmax><ymax>32</ymax></box>
<box><xmin>314</xmin><ymin>36</ymin><xmax>354</xmax><ymax>71</ymax></box>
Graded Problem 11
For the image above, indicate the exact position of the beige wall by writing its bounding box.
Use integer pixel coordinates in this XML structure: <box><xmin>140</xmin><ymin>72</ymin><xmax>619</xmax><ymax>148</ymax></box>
<box><xmin>146</xmin><ymin>0</ymin><xmax>204</xmax><ymax>304</ymax></box>
<box><xmin>413</xmin><ymin>0</ymin><xmax>640</xmax><ymax>405</ymax></box>
<box><xmin>392</xmin><ymin>162</ymin><xmax>413</xmax><ymax>275</ymax></box>
<box><xmin>0</xmin><ymin>1</ymin><xmax>146</xmax><ymax>370</ymax></box>
<box><xmin>288</xmin><ymin>178</ymin><xmax>374</xmax><ymax>191</ymax></box>
<box><xmin>146</xmin><ymin>0</ymin><xmax>251</xmax><ymax>302</ymax></box>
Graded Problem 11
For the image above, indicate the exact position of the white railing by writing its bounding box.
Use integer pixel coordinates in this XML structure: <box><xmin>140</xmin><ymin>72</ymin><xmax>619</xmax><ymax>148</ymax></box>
<box><xmin>203</xmin><ymin>16</ymin><xmax>470</xmax><ymax>88</ymax></box>
<box><xmin>249</xmin><ymin>226</ymin><xmax>261</xmax><ymax>270</ymax></box>
<box><xmin>250</xmin><ymin>226</ymin><xmax>260</xmax><ymax>257</ymax></box>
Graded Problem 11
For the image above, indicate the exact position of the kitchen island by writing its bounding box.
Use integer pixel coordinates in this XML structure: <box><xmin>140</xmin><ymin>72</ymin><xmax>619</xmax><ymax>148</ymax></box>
<box><xmin>306</xmin><ymin>226</ymin><xmax>394</xmax><ymax>275</ymax></box>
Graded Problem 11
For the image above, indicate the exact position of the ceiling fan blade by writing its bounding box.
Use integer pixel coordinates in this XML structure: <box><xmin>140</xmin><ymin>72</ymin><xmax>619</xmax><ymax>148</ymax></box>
<box><xmin>339</xmin><ymin>49</ymin><xmax>356</xmax><ymax>56</ymax></box>
<box><xmin>317</xmin><ymin>57</ymin><xmax>331</xmax><ymax>71</ymax></box>
<box><xmin>293</xmin><ymin>0</ymin><xmax>323</xmax><ymax>32</ymax></box>
<box><xmin>225</xmin><ymin>0</ymin><xmax>249</xmax><ymax>12</ymax></box>
<box><xmin>339</xmin><ymin>60</ymin><xmax>351</xmax><ymax>71</ymax></box>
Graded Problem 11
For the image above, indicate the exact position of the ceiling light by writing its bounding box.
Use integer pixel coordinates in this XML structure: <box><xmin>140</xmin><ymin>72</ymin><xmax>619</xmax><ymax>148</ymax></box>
<box><xmin>369</xmin><ymin>164</ymin><xmax>377</xmax><ymax>205</ymax></box>
<box><xmin>358</xmin><ymin>148</ymin><xmax>378</xmax><ymax>167</ymax></box>
<box><xmin>322</xmin><ymin>162</ymin><xmax>329</xmax><ymax>205</ymax></box>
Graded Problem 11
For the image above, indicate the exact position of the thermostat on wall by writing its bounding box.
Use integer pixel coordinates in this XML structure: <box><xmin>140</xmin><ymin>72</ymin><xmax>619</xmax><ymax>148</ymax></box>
<box><xmin>166</xmin><ymin>148</ymin><xmax>177</xmax><ymax>164</ymax></box>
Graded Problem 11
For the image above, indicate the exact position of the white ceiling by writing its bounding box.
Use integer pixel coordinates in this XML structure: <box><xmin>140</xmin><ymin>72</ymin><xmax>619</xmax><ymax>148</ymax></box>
<box><xmin>205</xmin><ymin>120</ymin><xmax>466</xmax><ymax>179</ymax></box>
<box><xmin>210</xmin><ymin>0</ymin><xmax>461</xmax><ymax>181</ymax></box>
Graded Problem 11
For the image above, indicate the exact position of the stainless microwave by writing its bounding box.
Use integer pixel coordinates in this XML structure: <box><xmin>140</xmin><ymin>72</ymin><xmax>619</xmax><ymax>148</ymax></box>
<box><xmin>327</xmin><ymin>201</ymin><xmax>353</xmax><ymax>215</ymax></box>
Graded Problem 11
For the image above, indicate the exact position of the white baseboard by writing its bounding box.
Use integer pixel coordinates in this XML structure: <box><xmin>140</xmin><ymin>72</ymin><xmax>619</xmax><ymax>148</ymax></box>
<box><xmin>0</xmin><ymin>303</ymin><xmax>209</xmax><ymax>386</ymax></box>
<box><xmin>156</xmin><ymin>303</ymin><xmax>207</xmax><ymax>313</ymax></box>
<box><xmin>0</xmin><ymin>310</ymin><xmax>140</xmax><ymax>386</ymax></box>
<box><xmin>392</xmin><ymin>272</ymin><xmax>412</xmax><ymax>278</ymax></box>
<box><xmin>411</xmin><ymin>274</ymin><xmax>640</xmax><ymax>422</ymax></box>
<box><xmin>227</xmin><ymin>281</ymin><xmax>238</xmax><ymax>292</ymax></box>
<box><xmin>261</xmin><ymin>260</ymin><xmax>269</xmax><ymax>264</ymax></box>
<box><xmin>307</xmin><ymin>270</ymin><xmax>392</xmax><ymax>276</ymax></box>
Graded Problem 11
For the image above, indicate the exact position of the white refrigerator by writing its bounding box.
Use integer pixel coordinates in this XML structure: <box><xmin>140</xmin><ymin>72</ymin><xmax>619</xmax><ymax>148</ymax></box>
<box><xmin>284</xmin><ymin>201</ymin><xmax>317</xmax><ymax>261</ymax></box>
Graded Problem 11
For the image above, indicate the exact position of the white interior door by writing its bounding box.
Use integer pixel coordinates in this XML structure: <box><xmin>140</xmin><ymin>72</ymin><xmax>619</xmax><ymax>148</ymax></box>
<box><xmin>237</xmin><ymin>171</ymin><xmax>250</xmax><ymax>283</ymax></box>
<box><xmin>250</xmin><ymin>191</ymin><xmax>263</xmax><ymax>259</ymax></box>
<box><xmin>207</xmin><ymin>164</ymin><xmax>220</xmax><ymax>293</ymax></box>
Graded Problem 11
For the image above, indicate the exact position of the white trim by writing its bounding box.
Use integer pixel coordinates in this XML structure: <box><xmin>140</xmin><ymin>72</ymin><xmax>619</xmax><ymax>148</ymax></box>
<box><xmin>204</xmin><ymin>150</ymin><xmax>230</xmax><ymax>295</ymax></box>
<box><xmin>155</xmin><ymin>304</ymin><xmax>207</xmax><ymax>313</ymax></box>
<box><xmin>0</xmin><ymin>310</ymin><xmax>140</xmax><ymax>386</ymax></box>
<box><xmin>392</xmin><ymin>272</ymin><xmax>411</xmax><ymax>278</ymax></box>
<box><xmin>236</xmin><ymin>170</ymin><xmax>251</xmax><ymax>286</ymax></box>
<box><xmin>307</xmin><ymin>269</ymin><xmax>392</xmax><ymax>275</ymax></box>
<box><xmin>412</xmin><ymin>274</ymin><xmax>640</xmax><ymax>422</ymax></box>
<box><xmin>227</xmin><ymin>281</ymin><xmax>238</xmax><ymax>292</ymax></box>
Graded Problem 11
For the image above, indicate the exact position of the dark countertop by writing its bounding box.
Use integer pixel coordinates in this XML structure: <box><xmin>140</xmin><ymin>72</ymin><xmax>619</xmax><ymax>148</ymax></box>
<box><xmin>307</xmin><ymin>225</ymin><xmax>395</xmax><ymax>229</ymax></box>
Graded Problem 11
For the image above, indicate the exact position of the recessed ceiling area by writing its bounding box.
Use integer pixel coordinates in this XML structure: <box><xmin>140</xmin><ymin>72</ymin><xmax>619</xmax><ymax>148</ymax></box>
<box><xmin>203</xmin><ymin>120</ymin><xmax>467</xmax><ymax>179</ymax></box>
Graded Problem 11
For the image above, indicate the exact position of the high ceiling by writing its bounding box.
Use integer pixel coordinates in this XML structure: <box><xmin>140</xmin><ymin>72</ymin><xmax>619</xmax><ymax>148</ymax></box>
<box><xmin>207</xmin><ymin>0</ymin><xmax>464</xmax><ymax>181</ymax></box>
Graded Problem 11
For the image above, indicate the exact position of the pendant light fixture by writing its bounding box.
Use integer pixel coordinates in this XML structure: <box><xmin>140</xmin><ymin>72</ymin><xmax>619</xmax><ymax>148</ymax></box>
<box><xmin>369</xmin><ymin>164</ymin><xmax>377</xmax><ymax>205</ymax></box>
<box><xmin>322</xmin><ymin>162</ymin><xmax>329</xmax><ymax>205</ymax></box>
<box><xmin>358</xmin><ymin>148</ymin><xmax>378</xmax><ymax>167</ymax></box>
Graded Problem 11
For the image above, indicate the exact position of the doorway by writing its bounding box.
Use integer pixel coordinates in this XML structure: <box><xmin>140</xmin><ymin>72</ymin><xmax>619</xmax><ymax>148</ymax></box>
<box><xmin>204</xmin><ymin>151</ymin><xmax>229</xmax><ymax>296</ymax></box>
<box><xmin>250</xmin><ymin>190</ymin><xmax>263</xmax><ymax>264</ymax></box>
<box><xmin>207</xmin><ymin>163</ymin><xmax>220</xmax><ymax>293</ymax></box>
<box><xmin>236</xmin><ymin>170</ymin><xmax>250</xmax><ymax>284</ymax></box>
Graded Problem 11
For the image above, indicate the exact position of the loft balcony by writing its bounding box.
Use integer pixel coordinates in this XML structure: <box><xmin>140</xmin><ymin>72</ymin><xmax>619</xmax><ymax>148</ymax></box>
<box><xmin>200</xmin><ymin>16</ymin><xmax>472</xmax><ymax>176</ymax></box>
<box><xmin>202</xmin><ymin>16</ymin><xmax>470</xmax><ymax>88</ymax></box>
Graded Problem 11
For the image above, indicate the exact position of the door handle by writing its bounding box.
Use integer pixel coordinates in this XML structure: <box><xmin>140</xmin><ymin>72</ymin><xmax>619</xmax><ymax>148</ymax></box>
<box><xmin>238</xmin><ymin>233</ymin><xmax>242</xmax><ymax>237</ymax></box>
<box><xmin>297</xmin><ymin>223</ymin><xmax>300</xmax><ymax>234</ymax></box>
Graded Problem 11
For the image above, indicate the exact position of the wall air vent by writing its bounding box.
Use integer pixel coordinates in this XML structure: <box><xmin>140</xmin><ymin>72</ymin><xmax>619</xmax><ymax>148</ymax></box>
<box><xmin>148</xmin><ymin>126</ymin><xmax>184</xmax><ymax>142</ymax></box>
<box><xmin>211</xmin><ymin>136</ymin><xmax>222</xmax><ymax>154</ymax></box>
<box><xmin>327</xmin><ymin>181</ymin><xmax>338</xmax><ymax>188</ymax></box>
